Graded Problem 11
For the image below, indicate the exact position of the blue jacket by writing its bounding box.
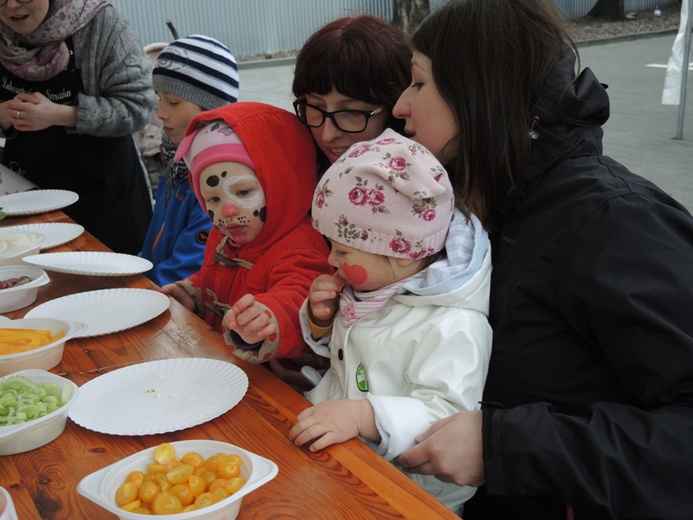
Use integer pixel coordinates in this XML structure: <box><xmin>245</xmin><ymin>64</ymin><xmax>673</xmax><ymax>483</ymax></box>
<box><xmin>140</xmin><ymin>169</ymin><xmax>211</xmax><ymax>286</ymax></box>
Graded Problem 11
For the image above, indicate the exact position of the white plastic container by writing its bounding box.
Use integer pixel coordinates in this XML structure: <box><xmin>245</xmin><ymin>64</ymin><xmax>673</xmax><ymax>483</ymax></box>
<box><xmin>0</xmin><ymin>369</ymin><xmax>79</xmax><ymax>456</ymax></box>
<box><xmin>78</xmin><ymin>440</ymin><xmax>279</xmax><ymax>520</ymax></box>
<box><xmin>0</xmin><ymin>264</ymin><xmax>50</xmax><ymax>313</ymax></box>
<box><xmin>0</xmin><ymin>487</ymin><xmax>18</xmax><ymax>520</ymax></box>
<box><xmin>0</xmin><ymin>232</ymin><xmax>43</xmax><ymax>266</ymax></box>
<box><xmin>0</xmin><ymin>317</ymin><xmax>86</xmax><ymax>376</ymax></box>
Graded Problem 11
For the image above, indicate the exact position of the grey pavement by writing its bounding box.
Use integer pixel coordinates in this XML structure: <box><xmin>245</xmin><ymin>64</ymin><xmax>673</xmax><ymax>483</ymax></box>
<box><xmin>238</xmin><ymin>32</ymin><xmax>693</xmax><ymax>212</ymax></box>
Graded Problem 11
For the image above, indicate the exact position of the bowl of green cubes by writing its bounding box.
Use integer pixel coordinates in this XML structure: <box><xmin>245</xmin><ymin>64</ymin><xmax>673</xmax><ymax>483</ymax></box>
<box><xmin>0</xmin><ymin>369</ymin><xmax>78</xmax><ymax>455</ymax></box>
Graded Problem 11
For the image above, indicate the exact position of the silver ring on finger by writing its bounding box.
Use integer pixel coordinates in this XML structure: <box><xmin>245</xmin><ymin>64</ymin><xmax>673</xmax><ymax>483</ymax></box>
<box><xmin>16</xmin><ymin>111</ymin><xmax>21</xmax><ymax>120</ymax></box>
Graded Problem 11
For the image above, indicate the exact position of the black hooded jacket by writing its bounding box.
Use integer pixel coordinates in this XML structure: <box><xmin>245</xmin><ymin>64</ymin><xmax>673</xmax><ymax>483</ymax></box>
<box><xmin>468</xmin><ymin>52</ymin><xmax>693</xmax><ymax>520</ymax></box>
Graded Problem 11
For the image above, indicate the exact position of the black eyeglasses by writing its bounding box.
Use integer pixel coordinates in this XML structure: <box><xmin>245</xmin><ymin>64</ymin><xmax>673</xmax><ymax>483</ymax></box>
<box><xmin>293</xmin><ymin>100</ymin><xmax>384</xmax><ymax>134</ymax></box>
<box><xmin>0</xmin><ymin>0</ymin><xmax>33</xmax><ymax>6</ymax></box>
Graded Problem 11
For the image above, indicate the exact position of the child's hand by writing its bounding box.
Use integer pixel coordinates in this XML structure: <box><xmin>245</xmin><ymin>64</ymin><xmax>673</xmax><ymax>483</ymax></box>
<box><xmin>308</xmin><ymin>274</ymin><xmax>345</xmax><ymax>324</ymax></box>
<box><xmin>288</xmin><ymin>399</ymin><xmax>378</xmax><ymax>452</ymax></box>
<box><xmin>223</xmin><ymin>293</ymin><xmax>277</xmax><ymax>345</ymax></box>
<box><xmin>160</xmin><ymin>283</ymin><xmax>196</xmax><ymax>312</ymax></box>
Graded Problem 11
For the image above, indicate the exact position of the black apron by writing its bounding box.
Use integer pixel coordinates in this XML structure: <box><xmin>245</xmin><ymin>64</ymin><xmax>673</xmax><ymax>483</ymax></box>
<box><xmin>0</xmin><ymin>37</ymin><xmax>152</xmax><ymax>254</ymax></box>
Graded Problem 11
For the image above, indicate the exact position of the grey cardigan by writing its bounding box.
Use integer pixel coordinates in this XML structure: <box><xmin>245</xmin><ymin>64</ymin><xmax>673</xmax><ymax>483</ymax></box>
<box><xmin>70</xmin><ymin>5</ymin><xmax>157</xmax><ymax>137</ymax></box>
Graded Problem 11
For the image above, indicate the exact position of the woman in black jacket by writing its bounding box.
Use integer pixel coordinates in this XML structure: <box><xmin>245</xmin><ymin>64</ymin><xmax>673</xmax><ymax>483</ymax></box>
<box><xmin>392</xmin><ymin>1</ymin><xmax>693</xmax><ymax>519</ymax></box>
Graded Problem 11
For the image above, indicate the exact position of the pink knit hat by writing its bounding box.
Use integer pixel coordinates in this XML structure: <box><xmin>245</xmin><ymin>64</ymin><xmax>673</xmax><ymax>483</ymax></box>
<box><xmin>312</xmin><ymin>129</ymin><xmax>454</xmax><ymax>260</ymax></box>
<box><xmin>175</xmin><ymin>119</ymin><xmax>254</xmax><ymax>209</ymax></box>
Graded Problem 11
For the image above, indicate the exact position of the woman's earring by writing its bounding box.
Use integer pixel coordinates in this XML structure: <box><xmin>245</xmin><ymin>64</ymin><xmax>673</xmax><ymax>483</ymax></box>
<box><xmin>529</xmin><ymin>116</ymin><xmax>539</xmax><ymax>140</ymax></box>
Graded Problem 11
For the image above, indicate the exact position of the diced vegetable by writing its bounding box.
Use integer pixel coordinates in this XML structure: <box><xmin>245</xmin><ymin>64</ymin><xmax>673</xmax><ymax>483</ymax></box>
<box><xmin>0</xmin><ymin>375</ymin><xmax>69</xmax><ymax>426</ymax></box>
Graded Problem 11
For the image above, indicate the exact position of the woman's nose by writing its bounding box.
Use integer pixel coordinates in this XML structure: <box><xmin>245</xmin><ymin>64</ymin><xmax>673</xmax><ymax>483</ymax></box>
<box><xmin>223</xmin><ymin>202</ymin><xmax>238</xmax><ymax>217</ymax></box>
<box><xmin>319</xmin><ymin>117</ymin><xmax>343</xmax><ymax>141</ymax></box>
<box><xmin>393</xmin><ymin>93</ymin><xmax>409</xmax><ymax>119</ymax></box>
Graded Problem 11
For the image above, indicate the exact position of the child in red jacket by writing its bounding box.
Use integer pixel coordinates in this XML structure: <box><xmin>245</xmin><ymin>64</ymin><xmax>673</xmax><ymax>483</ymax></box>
<box><xmin>161</xmin><ymin>102</ymin><xmax>332</xmax><ymax>363</ymax></box>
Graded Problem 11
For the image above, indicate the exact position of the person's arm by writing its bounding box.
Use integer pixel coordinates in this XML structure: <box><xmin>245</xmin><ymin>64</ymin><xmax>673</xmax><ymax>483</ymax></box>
<box><xmin>146</xmin><ymin>194</ymin><xmax>211</xmax><ymax>286</ymax></box>
<box><xmin>223</xmin><ymin>238</ymin><xmax>333</xmax><ymax>363</ymax></box>
<box><xmin>70</xmin><ymin>6</ymin><xmax>157</xmax><ymax>137</ymax></box>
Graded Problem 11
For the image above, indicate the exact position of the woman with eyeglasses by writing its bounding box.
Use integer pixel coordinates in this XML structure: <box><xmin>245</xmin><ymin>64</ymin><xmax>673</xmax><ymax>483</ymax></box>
<box><xmin>269</xmin><ymin>14</ymin><xmax>412</xmax><ymax>391</ymax></box>
<box><xmin>0</xmin><ymin>0</ymin><xmax>157</xmax><ymax>254</ymax></box>
<box><xmin>291</xmin><ymin>14</ymin><xmax>411</xmax><ymax>175</ymax></box>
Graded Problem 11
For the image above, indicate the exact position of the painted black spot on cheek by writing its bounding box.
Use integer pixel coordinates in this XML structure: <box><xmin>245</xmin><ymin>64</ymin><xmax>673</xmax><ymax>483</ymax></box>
<box><xmin>208</xmin><ymin>210</ymin><xmax>215</xmax><ymax>221</ymax></box>
<box><xmin>221</xmin><ymin>170</ymin><xmax>228</xmax><ymax>178</ymax></box>
<box><xmin>257</xmin><ymin>206</ymin><xmax>267</xmax><ymax>223</ymax></box>
<box><xmin>206</xmin><ymin>175</ymin><xmax>220</xmax><ymax>187</ymax></box>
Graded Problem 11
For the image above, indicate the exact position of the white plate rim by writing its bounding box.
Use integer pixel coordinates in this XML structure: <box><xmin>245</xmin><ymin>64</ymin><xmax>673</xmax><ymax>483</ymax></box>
<box><xmin>22</xmin><ymin>251</ymin><xmax>152</xmax><ymax>276</ymax></box>
<box><xmin>24</xmin><ymin>288</ymin><xmax>170</xmax><ymax>337</ymax></box>
<box><xmin>68</xmin><ymin>358</ymin><xmax>249</xmax><ymax>435</ymax></box>
<box><xmin>0</xmin><ymin>223</ymin><xmax>84</xmax><ymax>250</ymax></box>
<box><xmin>0</xmin><ymin>189</ymin><xmax>79</xmax><ymax>216</ymax></box>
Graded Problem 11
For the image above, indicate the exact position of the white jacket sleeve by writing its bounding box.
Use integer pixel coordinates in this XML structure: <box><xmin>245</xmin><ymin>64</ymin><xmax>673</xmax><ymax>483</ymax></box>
<box><xmin>299</xmin><ymin>299</ymin><xmax>331</xmax><ymax>358</ymax></box>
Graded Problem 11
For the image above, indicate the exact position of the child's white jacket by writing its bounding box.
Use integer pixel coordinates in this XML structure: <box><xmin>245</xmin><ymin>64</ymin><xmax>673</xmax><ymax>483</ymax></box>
<box><xmin>300</xmin><ymin>210</ymin><xmax>493</xmax><ymax>513</ymax></box>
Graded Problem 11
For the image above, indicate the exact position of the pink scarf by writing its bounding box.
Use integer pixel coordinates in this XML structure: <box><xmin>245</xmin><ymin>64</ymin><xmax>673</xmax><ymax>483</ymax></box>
<box><xmin>0</xmin><ymin>0</ymin><xmax>108</xmax><ymax>81</ymax></box>
<box><xmin>339</xmin><ymin>272</ymin><xmax>424</xmax><ymax>328</ymax></box>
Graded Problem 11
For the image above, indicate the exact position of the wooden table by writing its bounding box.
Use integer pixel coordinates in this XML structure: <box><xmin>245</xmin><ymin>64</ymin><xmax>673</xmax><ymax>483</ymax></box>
<box><xmin>0</xmin><ymin>210</ymin><xmax>458</xmax><ymax>519</ymax></box>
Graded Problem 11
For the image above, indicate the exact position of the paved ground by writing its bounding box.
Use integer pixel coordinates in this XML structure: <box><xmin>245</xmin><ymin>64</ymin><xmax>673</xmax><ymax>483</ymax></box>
<box><xmin>237</xmin><ymin>31</ymin><xmax>693</xmax><ymax>212</ymax></box>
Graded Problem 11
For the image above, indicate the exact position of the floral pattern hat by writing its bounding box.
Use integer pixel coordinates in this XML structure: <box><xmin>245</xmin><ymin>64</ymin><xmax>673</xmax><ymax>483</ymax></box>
<box><xmin>312</xmin><ymin>128</ymin><xmax>455</xmax><ymax>259</ymax></box>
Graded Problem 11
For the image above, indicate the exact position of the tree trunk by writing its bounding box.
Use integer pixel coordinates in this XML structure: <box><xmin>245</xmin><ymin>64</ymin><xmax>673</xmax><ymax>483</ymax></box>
<box><xmin>392</xmin><ymin>0</ymin><xmax>430</xmax><ymax>36</ymax></box>
<box><xmin>587</xmin><ymin>0</ymin><xmax>625</xmax><ymax>21</ymax></box>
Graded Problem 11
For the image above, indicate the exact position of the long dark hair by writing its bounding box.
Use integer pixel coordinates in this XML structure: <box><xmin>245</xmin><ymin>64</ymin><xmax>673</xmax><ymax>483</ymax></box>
<box><xmin>410</xmin><ymin>0</ymin><xmax>576</xmax><ymax>231</ymax></box>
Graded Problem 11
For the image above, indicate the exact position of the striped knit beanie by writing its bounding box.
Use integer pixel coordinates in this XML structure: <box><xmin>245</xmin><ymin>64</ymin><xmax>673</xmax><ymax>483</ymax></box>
<box><xmin>153</xmin><ymin>35</ymin><xmax>239</xmax><ymax>110</ymax></box>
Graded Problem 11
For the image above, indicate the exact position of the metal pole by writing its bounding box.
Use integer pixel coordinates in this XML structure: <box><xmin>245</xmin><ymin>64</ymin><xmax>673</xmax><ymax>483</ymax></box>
<box><xmin>675</xmin><ymin>0</ymin><xmax>692</xmax><ymax>139</ymax></box>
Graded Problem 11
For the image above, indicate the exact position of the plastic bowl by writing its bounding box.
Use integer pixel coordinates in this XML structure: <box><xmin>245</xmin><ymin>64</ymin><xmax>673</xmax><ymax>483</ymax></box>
<box><xmin>0</xmin><ymin>369</ymin><xmax>79</xmax><ymax>456</ymax></box>
<box><xmin>0</xmin><ymin>264</ymin><xmax>50</xmax><ymax>313</ymax></box>
<box><xmin>78</xmin><ymin>440</ymin><xmax>279</xmax><ymax>520</ymax></box>
<box><xmin>0</xmin><ymin>232</ymin><xmax>44</xmax><ymax>266</ymax></box>
<box><xmin>0</xmin><ymin>317</ymin><xmax>86</xmax><ymax>376</ymax></box>
<box><xmin>0</xmin><ymin>487</ymin><xmax>18</xmax><ymax>520</ymax></box>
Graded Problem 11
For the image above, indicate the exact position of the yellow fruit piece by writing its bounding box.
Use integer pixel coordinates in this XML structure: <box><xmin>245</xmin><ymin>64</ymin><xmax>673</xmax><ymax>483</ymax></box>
<box><xmin>188</xmin><ymin>474</ymin><xmax>206</xmax><ymax>497</ymax></box>
<box><xmin>115</xmin><ymin>482</ymin><xmax>138</xmax><ymax>507</ymax></box>
<box><xmin>120</xmin><ymin>499</ymin><xmax>142</xmax><ymax>512</ymax></box>
<box><xmin>153</xmin><ymin>442</ymin><xmax>176</xmax><ymax>465</ymax></box>
<box><xmin>194</xmin><ymin>491</ymin><xmax>215</xmax><ymax>510</ymax></box>
<box><xmin>204</xmin><ymin>452</ymin><xmax>226</xmax><ymax>471</ymax></box>
<box><xmin>181</xmin><ymin>451</ymin><xmax>204</xmax><ymax>469</ymax></box>
<box><xmin>152</xmin><ymin>491</ymin><xmax>183</xmax><ymax>515</ymax></box>
<box><xmin>212</xmin><ymin>487</ymin><xmax>230</xmax><ymax>503</ymax></box>
<box><xmin>156</xmin><ymin>473</ymin><xmax>172</xmax><ymax>492</ymax></box>
<box><xmin>125</xmin><ymin>470</ymin><xmax>144</xmax><ymax>488</ymax></box>
<box><xmin>166</xmin><ymin>464</ymin><xmax>194</xmax><ymax>485</ymax></box>
<box><xmin>170</xmin><ymin>483</ymin><xmax>194</xmax><ymax>506</ymax></box>
<box><xmin>225</xmin><ymin>477</ymin><xmax>247</xmax><ymax>495</ymax></box>
<box><xmin>217</xmin><ymin>455</ymin><xmax>242</xmax><ymax>479</ymax></box>
<box><xmin>138</xmin><ymin>481</ymin><xmax>160</xmax><ymax>504</ymax></box>
<box><xmin>208</xmin><ymin>478</ymin><xmax>227</xmax><ymax>494</ymax></box>
<box><xmin>0</xmin><ymin>329</ymin><xmax>65</xmax><ymax>354</ymax></box>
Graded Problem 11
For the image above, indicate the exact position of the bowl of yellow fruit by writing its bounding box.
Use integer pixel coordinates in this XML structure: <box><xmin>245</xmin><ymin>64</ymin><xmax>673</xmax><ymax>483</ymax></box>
<box><xmin>78</xmin><ymin>440</ymin><xmax>278</xmax><ymax>520</ymax></box>
<box><xmin>0</xmin><ymin>369</ymin><xmax>78</xmax><ymax>455</ymax></box>
<box><xmin>0</xmin><ymin>317</ymin><xmax>86</xmax><ymax>376</ymax></box>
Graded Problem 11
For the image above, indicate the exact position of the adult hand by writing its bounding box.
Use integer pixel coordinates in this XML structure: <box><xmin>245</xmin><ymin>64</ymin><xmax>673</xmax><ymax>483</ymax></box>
<box><xmin>289</xmin><ymin>399</ymin><xmax>378</xmax><ymax>451</ymax></box>
<box><xmin>7</xmin><ymin>92</ymin><xmax>77</xmax><ymax>132</ymax></box>
<box><xmin>160</xmin><ymin>283</ymin><xmax>196</xmax><ymax>312</ymax></box>
<box><xmin>223</xmin><ymin>293</ymin><xmax>277</xmax><ymax>344</ymax></box>
<box><xmin>394</xmin><ymin>410</ymin><xmax>486</xmax><ymax>488</ymax></box>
